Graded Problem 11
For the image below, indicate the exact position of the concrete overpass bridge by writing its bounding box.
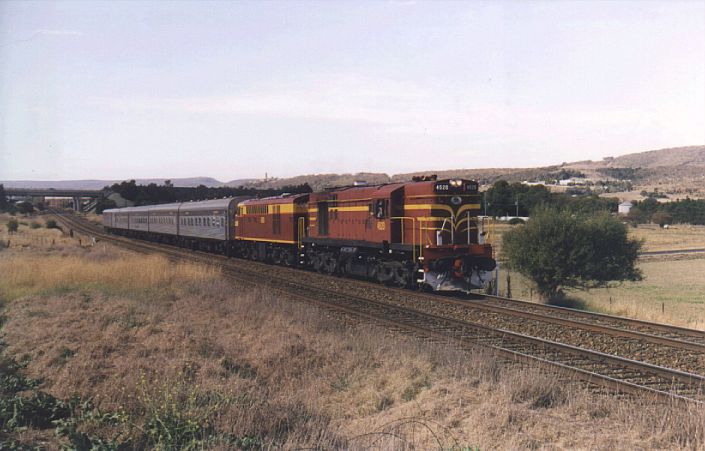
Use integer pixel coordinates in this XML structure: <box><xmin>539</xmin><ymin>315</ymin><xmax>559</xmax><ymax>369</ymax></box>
<box><xmin>5</xmin><ymin>188</ymin><xmax>103</xmax><ymax>212</ymax></box>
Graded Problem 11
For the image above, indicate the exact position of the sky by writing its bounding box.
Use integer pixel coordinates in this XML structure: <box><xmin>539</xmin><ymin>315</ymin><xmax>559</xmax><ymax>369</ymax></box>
<box><xmin>1</xmin><ymin>1</ymin><xmax>704</xmax><ymax>182</ymax></box>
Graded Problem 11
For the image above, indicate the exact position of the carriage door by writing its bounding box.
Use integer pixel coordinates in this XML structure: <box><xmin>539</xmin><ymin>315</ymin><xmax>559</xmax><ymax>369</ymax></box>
<box><xmin>317</xmin><ymin>202</ymin><xmax>329</xmax><ymax>236</ymax></box>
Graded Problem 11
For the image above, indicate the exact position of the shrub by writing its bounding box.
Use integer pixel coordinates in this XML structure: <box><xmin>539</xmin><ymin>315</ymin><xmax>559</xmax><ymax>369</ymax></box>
<box><xmin>508</xmin><ymin>217</ymin><xmax>525</xmax><ymax>225</ymax></box>
<box><xmin>45</xmin><ymin>219</ymin><xmax>60</xmax><ymax>230</ymax></box>
<box><xmin>30</xmin><ymin>221</ymin><xmax>41</xmax><ymax>229</ymax></box>
<box><xmin>6</xmin><ymin>218</ymin><xmax>18</xmax><ymax>233</ymax></box>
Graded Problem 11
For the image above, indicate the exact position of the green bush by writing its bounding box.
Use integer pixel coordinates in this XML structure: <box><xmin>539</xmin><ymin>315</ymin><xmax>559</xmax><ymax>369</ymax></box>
<box><xmin>503</xmin><ymin>206</ymin><xmax>642</xmax><ymax>300</ymax></box>
<box><xmin>6</xmin><ymin>218</ymin><xmax>18</xmax><ymax>233</ymax></box>
<box><xmin>508</xmin><ymin>217</ymin><xmax>525</xmax><ymax>225</ymax></box>
<box><xmin>45</xmin><ymin>219</ymin><xmax>60</xmax><ymax>230</ymax></box>
<box><xmin>30</xmin><ymin>221</ymin><xmax>41</xmax><ymax>229</ymax></box>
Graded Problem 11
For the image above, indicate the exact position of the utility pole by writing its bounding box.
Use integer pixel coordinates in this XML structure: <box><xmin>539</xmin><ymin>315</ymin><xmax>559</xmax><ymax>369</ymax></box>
<box><xmin>515</xmin><ymin>196</ymin><xmax>519</xmax><ymax>217</ymax></box>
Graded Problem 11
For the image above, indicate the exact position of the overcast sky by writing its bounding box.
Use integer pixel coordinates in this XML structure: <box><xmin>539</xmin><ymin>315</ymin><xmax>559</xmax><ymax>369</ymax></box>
<box><xmin>1</xmin><ymin>1</ymin><xmax>704</xmax><ymax>181</ymax></box>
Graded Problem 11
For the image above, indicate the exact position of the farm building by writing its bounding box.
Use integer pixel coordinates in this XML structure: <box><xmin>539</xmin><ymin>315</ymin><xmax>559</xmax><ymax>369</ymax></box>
<box><xmin>618</xmin><ymin>201</ymin><xmax>633</xmax><ymax>215</ymax></box>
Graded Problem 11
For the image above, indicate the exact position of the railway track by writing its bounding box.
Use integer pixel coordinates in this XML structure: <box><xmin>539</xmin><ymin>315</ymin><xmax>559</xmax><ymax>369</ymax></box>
<box><xmin>474</xmin><ymin>294</ymin><xmax>705</xmax><ymax>348</ymax></box>
<box><xmin>51</xmin><ymin>211</ymin><xmax>705</xmax><ymax>404</ymax></box>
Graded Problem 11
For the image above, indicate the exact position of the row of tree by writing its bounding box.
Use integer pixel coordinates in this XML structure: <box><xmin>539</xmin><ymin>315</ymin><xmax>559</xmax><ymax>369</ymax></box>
<box><xmin>106</xmin><ymin>180</ymin><xmax>313</xmax><ymax>208</ymax></box>
<box><xmin>483</xmin><ymin>181</ymin><xmax>619</xmax><ymax>217</ymax></box>
<box><xmin>627</xmin><ymin>197</ymin><xmax>705</xmax><ymax>226</ymax></box>
<box><xmin>0</xmin><ymin>184</ymin><xmax>33</xmax><ymax>214</ymax></box>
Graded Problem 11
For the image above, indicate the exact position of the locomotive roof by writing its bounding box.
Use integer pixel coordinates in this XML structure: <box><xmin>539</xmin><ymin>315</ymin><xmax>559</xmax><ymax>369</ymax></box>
<box><xmin>239</xmin><ymin>193</ymin><xmax>309</xmax><ymax>205</ymax></box>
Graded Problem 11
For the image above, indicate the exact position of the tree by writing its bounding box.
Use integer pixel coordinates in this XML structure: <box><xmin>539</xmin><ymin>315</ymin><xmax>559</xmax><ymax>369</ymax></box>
<box><xmin>625</xmin><ymin>207</ymin><xmax>645</xmax><ymax>226</ymax></box>
<box><xmin>502</xmin><ymin>206</ymin><xmax>642</xmax><ymax>300</ymax></box>
<box><xmin>651</xmin><ymin>211</ymin><xmax>672</xmax><ymax>228</ymax></box>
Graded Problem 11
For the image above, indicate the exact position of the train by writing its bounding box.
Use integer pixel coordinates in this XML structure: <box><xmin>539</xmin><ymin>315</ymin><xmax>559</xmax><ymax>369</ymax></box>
<box><xmin>103</xmin><ymin>177</ymin><xmax>496</xmax><ymax>291</ymax></box>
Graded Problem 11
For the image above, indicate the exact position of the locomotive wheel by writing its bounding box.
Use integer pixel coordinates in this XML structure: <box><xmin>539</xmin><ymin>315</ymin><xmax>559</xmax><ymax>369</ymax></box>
<box><xmin>394</xmin><ymin>267</ymin><xmax>410</xmax><ymax>288</ymax></box>
<box><xmin>322</xmin><ymin>254</ymin><xmax>337</xmax><ymax>275</ymax></box>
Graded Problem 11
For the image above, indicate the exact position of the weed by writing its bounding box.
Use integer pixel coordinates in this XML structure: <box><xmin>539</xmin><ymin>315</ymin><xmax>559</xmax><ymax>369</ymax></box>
<box><xmin>50</xmin><ymin>347</ymin><xmax>76</xmax><ymax>366</ymax></box>
<box><xmin>401</xmin><ymin>376</ymin><xmax>431</xmax><ymax>401</ymax></box>
<box><xmin>45</xmin><ymin>219</ymin><xmax>60</xmax><ymax>230</ymax></box>
<box><xmin>376</xmin><ymin>395</ymin><xmax>394</xmax><ymax>411</ymax></box>
<box><xmin>221</xmin><ymin>357</ymin><xmax>257</xmax><ymax>379</ymax></box>
<box><xmin>330</xmin><ymin>374</ymin><xmax>350</xmax><ymax>392</ymax></box>
<box><xmin>6</xmin><ymin>218</ymin><xmax>18</xmax><ymax>233</ymax></box>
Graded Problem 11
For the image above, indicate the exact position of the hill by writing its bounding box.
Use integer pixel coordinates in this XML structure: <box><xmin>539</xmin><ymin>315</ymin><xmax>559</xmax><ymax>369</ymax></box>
<box><xmin>0</xmin><ymin>177</ymin><xmax>225</xmax><ymax>190</ymax></box>
<box><xmin>3</xmin><ymin>145</ymin><xmax>703</xmax><ymax>196</ymax></box>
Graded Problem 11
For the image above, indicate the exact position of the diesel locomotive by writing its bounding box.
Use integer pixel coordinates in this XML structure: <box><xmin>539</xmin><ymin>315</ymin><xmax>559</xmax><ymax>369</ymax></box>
<box><xmin>103</xmin><ymin>177</ymin><xmax>496</xmax><ymax>291</ymax></box>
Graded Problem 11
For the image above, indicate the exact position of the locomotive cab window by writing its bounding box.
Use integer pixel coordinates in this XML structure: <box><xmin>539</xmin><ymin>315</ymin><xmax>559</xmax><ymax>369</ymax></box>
<box><xmin>374</xmin><ymin>199</ymin><xmax>387</xmax><ymax>219</ymax></box>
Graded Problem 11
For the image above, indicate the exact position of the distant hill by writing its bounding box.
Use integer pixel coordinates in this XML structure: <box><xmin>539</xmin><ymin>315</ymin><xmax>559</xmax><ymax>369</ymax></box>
<box><xmin>593</xmin><ymin>145</ymin><xmax>705</xmax><ymax>169</ymax></box>
<box><xmin>1</xmin><ymin>177</ymin><xmax>225</xmax><ymax>190</ymax></box>
<box><xmin>3</xmin><ymin>145</ymin><xmax>703</xmax><ymax>195</ymax></box>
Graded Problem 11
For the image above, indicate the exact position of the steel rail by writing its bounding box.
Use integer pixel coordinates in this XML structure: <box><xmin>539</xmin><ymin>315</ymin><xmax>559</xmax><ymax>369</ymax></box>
<box><xmin>477</xmin><ymin>294</ymin><xmax>705</xmax><ymax>345</ymax></box>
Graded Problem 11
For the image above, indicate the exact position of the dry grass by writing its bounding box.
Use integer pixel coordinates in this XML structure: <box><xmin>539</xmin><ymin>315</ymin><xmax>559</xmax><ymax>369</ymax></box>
<box><xmin>0</xmin><ymin>252</ymin><xmax>218</xmax><ymax>304</ymax></box>
<box><xmin>0</xmin><ymin>212</ymin><xmax>218</xmax><ymax>305</ymax></box>
<box><xmin>2</xmin><ymin>239</ymin><xmax>704</xmax><ymax>449</ymax></box>
<box><xmin>630</xmin><ymin>224</ymin><xmax>705</xmax><ymax>252</ymax></box>
<box><xmin>0</xmin><ymin>213</ymin><xmax>72</xmax><ymax>249</ymax></box>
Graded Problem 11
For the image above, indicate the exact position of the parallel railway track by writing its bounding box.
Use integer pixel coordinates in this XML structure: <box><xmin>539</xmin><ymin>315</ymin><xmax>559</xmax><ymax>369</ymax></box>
<box><xmin>51</xmin><ymin>211</ymin><xmax>705</xmax><ymax>404</ymax></box>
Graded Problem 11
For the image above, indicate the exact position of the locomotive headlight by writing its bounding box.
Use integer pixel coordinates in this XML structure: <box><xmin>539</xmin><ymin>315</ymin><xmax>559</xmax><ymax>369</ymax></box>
<box><xmin>450</xmin><ymin>179</ymin><xmax>462</xmax><ymax>187</ymax></box>
<box><xmin>451</xmin><ymin>196</ymin><xmax>462</xmax><ymax>205</ymax></box>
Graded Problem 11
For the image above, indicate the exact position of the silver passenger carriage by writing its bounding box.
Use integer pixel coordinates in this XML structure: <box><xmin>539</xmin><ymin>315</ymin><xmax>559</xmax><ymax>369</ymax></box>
<box><xmin>102</xmin><ymin>208</ymin><xmax>116</xmax><ymax>229</ymax></box>
<box><xmin>148</xmin><ymin>202</ymin><xmax>180</xmax><ymax>236</ymax></box>
<box><xmin>178</xmin><ymin>198</ymin><xmax>245</xmax><ymax>242</ymax></box>
<box><xmin>129</xmin><ymin>205</ymin><xmax>151</xmax><ymax>233</ymax></box>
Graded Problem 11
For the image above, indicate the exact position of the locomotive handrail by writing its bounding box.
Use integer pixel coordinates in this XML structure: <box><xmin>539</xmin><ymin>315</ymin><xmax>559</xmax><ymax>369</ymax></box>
<box><xmin>418</xmin><ymin>216</ymin><xmax>455</xmax><ymax>247</ymax></box>
<box><xmin>297</xmin><ymin>216</ymin><xmax>306</xmax><ymax>250</ymax></box>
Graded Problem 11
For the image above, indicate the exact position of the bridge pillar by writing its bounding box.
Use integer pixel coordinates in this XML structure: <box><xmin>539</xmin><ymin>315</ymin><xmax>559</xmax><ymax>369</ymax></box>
<box><xmin>73</xmin><ymin>197</ymin><xmax>82</xmax><ymax>212</ymax></box>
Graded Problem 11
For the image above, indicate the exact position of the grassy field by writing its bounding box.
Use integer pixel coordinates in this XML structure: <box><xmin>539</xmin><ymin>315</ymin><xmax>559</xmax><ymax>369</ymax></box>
<box><xmin>1</xmin><ymin>213</ymin><xmax>703</xmax><ymax>449</ymax></box>
<box><xmin>630</xmin><ymin>224</ymin><xmax>705</xmax><ymax>252</ymax></box>
<box><xmin>497</xmin><ymin>258</ymin><xmax>705</xmax><ymax>330</ymax></box>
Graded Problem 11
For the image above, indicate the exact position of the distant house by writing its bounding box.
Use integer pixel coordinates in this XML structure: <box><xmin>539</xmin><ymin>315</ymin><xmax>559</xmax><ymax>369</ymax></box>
<box><xmin>558</xmin><ymin>178</ymin><xmax>588</xmax><ymax>186</ymax></box>
<box><xmin>618</xmin><ymin>201</ymin><xmax>633</xmax><ymax>215</ymax></box>
<box><xmin>107</xmin><ymin>192</ymin><xmax>134</xmax><ymax>208</ymax></box>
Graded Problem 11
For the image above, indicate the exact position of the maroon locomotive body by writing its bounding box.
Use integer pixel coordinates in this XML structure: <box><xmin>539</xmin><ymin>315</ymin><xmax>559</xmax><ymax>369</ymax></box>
<box><xmin>234</xmin><ymin>194</ymin><xmax>309</xmax><ymax>265</ymax></box>
<box><xmin>303</xmin><ymin>178</ymin><xmax>495</xmax><ymax>290</ymax></box>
